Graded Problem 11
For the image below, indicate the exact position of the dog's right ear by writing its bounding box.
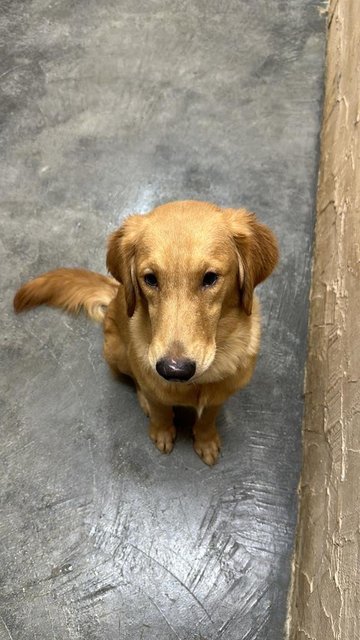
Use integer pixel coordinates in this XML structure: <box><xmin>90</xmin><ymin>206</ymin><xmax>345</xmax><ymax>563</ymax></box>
<box><xmin>106</xmin><ymin>215</ymin><xmax>145</xmax><ymax>317</ymax></box>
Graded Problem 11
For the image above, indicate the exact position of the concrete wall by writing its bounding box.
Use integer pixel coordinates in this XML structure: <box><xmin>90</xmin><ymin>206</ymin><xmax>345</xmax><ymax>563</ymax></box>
<box><xmin>287</xmin><ymin>0</ymin><xmax>360</xmax><ymax>637</ymax></box>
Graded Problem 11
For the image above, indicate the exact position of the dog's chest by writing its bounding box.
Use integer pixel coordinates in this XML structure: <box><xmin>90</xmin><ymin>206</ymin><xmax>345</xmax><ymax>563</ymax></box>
<box><xmin>151</xmin><ymin>380</ymin><xmax>224</xmax><ymax>413</ymax></box>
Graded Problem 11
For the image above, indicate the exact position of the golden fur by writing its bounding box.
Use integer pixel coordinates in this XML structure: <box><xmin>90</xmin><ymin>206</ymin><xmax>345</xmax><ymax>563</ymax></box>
<box><xmin>14</xmin><ymin>200</ymin><xmax>278</xmax><ymax>465</ymax></box>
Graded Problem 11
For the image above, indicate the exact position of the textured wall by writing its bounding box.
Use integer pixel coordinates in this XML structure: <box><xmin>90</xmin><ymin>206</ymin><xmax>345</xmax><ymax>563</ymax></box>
<box><xmin>287</xmin><ymin>0</ymin><xmax>360</xmax><ymax>637</ymax></box>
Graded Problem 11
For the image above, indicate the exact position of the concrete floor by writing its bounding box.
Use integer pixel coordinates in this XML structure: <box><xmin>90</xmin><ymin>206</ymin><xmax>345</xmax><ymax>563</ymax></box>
<box><xmin>1</xmin><ymin>2</ymin><xmax>325</xmax><ymax>639</ymax></box>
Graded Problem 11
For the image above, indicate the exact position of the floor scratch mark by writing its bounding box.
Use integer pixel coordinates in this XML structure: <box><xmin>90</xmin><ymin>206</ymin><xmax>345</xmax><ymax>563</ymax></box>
<box><xmin>145</xmin><ymin>592</ymin><xmax>182</xmax><ymax>640</ymax></box>
<box><xmin>0</xmin><ymin>616</ymin><xmax>14</xmax><ymax>640</ymax></box>
<box><xmin>129</xmin><ymin>543</ymin><xmax>214</xmax><ymax>624</ymax></box>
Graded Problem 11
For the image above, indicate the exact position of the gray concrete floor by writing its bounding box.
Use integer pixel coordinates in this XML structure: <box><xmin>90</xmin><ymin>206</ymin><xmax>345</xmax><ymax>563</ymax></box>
<box><xmin>1</xmin><ymin>2</ymin><xmax>325</xmax><ymax>639</ymax></box>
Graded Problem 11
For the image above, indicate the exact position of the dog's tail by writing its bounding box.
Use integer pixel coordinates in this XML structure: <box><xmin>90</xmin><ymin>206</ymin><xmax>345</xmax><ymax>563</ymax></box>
<box><xmin>13</xmin><ymin>268</ymin><xmax>119</xmax><ymax>323</ymax></box>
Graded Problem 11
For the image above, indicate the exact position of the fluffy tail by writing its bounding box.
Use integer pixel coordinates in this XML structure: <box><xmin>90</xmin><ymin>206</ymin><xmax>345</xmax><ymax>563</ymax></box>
<box><xmin>13</xmin><ymin>268</ymin><xmax>119</xmax><ymax>323</ymax></box>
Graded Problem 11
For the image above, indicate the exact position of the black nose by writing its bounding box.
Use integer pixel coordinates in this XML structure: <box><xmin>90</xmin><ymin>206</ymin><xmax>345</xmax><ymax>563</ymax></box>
<box><xmin>156</xmin><ymin>358</ymin><xmax>196</xmax><ymax>382</ymax></box>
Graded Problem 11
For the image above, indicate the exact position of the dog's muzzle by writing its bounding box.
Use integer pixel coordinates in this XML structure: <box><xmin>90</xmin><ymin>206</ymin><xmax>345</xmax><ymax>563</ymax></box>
<box><xmin>156</xmin><ymin>357</ymin><xmax>196</xmax><ymax>382</ymax></box>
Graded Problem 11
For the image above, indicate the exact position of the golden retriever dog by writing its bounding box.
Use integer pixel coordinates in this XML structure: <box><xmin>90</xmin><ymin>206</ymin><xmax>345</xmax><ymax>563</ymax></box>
<box><xmin>14</xmin><ymin>200</ymin><xmax>278</xmax><ymax>465</ymax></box>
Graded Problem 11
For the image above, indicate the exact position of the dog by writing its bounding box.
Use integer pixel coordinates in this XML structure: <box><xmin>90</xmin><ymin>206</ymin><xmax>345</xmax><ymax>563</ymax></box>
<box><xmin>14</xmin><ymin>200</ymin><xmax>278</xmax><ymax>465</ymax></box>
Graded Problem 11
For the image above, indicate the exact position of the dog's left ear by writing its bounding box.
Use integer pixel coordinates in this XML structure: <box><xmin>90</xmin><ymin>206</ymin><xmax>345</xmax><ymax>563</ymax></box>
<box><xmin>106</xmin><ymin>215</ymin><xmax>145</xmax><ymax>317</ymax></box>
<box><xmin>225</xmin><ymin>208</ymin><xmax>279</xmax><ymax>315</ymax></box>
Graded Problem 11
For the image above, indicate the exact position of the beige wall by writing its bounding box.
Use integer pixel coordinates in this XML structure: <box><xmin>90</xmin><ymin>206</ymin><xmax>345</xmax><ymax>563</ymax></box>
<box><xmin>286</xmin><ymin>0</ymin><xmax>360</xmax><ymax>638</ymax></box>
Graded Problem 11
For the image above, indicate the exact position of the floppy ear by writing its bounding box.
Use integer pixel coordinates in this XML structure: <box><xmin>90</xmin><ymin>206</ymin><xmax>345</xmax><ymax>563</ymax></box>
<box><xmin>226</xmin><ymin>208</ymin><xmax>279</xmax><ymax>315</ymax></box>
<box><xmin>106</xmin><ymin>215</ymin><xmax>145</xmax><ymax>317</ymax></box>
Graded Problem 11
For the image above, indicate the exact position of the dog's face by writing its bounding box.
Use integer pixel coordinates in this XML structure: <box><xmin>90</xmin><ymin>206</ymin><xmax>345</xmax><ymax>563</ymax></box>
<box><xmin>107</xmin><ymin>201</ymin><xmax>278</xmax><ymax>382</ymax></box>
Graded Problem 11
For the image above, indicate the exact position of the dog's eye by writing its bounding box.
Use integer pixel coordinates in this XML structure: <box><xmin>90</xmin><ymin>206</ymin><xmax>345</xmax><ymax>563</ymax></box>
<box><xmin>202</xmin><ymin>271</ymin><xmax>218</xmax><ymax>288</ymax></box>
<box><xmin>144</xmin><ymin>273</ymin><xmax>158</xmax><ymax>288</ymax></box>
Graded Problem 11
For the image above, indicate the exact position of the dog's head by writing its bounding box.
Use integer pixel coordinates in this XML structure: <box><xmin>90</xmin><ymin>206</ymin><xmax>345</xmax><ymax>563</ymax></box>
<box><xmin>107</xmin><ymin>201</ymin><xmax>278</xmax><ymax>383</ymax></box>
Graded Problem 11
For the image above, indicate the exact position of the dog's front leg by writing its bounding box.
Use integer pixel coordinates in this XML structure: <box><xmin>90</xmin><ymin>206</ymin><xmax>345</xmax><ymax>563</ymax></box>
<box><xmin>146</xmin><ymin>398</ymin><xmax>176</xmax><ymax>454</ymax></box>
<box><xmin>193</xmin><ymin>405</ymin><xmax>221</xmax><ymax>466</ymax></box>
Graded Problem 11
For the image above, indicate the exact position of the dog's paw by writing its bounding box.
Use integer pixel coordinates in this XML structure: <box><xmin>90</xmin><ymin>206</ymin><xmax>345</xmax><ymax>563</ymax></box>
<box><xmin>149</xmin><ymin>424</ymin><xmax>176</xmax><ymax>454</ymax></box>
<box><xmin>194</xmin><ymin>434</ymin><xmax>221</xmax><ymax>466</ymax></box>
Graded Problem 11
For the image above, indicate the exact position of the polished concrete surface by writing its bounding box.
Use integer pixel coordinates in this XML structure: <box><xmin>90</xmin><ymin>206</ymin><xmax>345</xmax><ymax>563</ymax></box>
<box><xmin>1</xmin><ymin>2</ymin><xmax>325</xmax><ymax>639</ymax></box>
